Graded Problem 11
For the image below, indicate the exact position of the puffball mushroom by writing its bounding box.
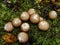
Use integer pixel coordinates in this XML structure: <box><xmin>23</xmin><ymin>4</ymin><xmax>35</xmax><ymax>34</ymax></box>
<box><xmin>4</xmin><ymin>22</ymin><xmax>14</xmax><ymax>32</ymax></box>
<box><xmin>38</xmin><ymin>21</ymin><xmax>50</xmax><ymax>31</ymax></box>
<box><xmin>28</xmin><ymin>8</ymin><xmax>36</xmax><ymax>15</ymax></box>
<box><xmin>49</xmin><ymin>10</ymin><xmax>57</xmax><ymax>19</ymax></box>
<box><xmin>30</xmin><ymin>13</ymin><xmax>40</xmax><ymax>23</ymax></box>
<box><xmin>18</xmin><ymin>32</ymin><xmax>28</xmax><ymax>43</ymax></box>
<box><xmin>12</xmin><ymin>18</ymin><xmax>22</xmax><ymax>27</ymax></box>
<box><xmin>20</xmin><ymin>12</ymin><xmax>30</xmax><ymax>21</ymax></box>
<box><xmin>21</xmin><ymin>23</ymin><xmax>30</xmax><ymax>32</ymax></box>
<box><xmin>40</xmin><ymin>17</ymin><xmax>44</xmax><ymax>21</ymax></box>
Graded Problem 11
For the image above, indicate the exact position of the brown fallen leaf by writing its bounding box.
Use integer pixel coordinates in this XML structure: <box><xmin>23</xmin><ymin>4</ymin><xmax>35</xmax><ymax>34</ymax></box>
<box><xmin>2</xmin><ymin>33</ymin><xmax>17</xmax><ymax>43</ymax></box>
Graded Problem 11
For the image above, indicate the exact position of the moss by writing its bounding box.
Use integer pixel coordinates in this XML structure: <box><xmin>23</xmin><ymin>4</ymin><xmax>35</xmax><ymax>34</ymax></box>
<box><xmin>0</xmin><ymin>0</ymin><xmax>60</xmax><ymax>45</ymax></box>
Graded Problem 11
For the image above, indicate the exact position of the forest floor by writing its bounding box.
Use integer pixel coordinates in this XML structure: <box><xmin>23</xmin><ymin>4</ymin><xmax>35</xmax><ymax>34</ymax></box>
<box><xmin>0</xmin><ymin>0</ymin><xmax>60</xmax><ymax>45</ymax></box>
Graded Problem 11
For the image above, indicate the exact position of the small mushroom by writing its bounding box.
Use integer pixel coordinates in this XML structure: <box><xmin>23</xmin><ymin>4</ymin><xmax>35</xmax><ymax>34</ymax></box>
<box><xmin>30</xmin><ymin>13</ymin><xmax>40</xmax><ymax>23</ymax></box>
<box><xmin>4</xmin><ymin>22</ymin><xmax>14</xmax><ymax>32</ymax></box>
<box><xmin>38</xmin><ymin>21</ymin><xmax>50</xmax><ymax>31</ymax></box>
<box><xmin>12</xmin><ymin>18</ymin><xmax>22</xmax><ymax>27</ymax></box>
<box><xmin>18</xmin><ymin>32</ymin><xmax>28</xmax><ymax>43</ymax></box>
<box><xmin>20</xmin><ymin>12</ymin><xmax>30</xmax><ymax>21</ymax></box>
<box><xmin>21</xmin><ymin>23</ymin><xmax>30</xmax><ymax>32</ymax></box>
<box><xmin>49</xmin><ymin>10</ymin><xmax>57</xmax><ymax>19</ymax></box>
<box><xmin>40</xmin><ymin>17</ymin><xmax>44</xmax><ymax>21</ymax></box>
<box><xmin>28</xmin><ymin>8</ymin><xmax>36</xmax><ymax>15</ymax></box>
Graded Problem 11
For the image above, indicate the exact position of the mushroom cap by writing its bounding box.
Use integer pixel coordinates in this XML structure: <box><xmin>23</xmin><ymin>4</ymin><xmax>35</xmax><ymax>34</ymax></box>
<box><xmin>4</xmin><ymin>22</ymin><xmax>14</xmax><ymax>32</ymax></box>
<box><xmin>30</xmin><ymin>13</ymin><xmax>40</xmax><ymax>23</ymax></box>
<box><xmin>38</xmin><ymin>21</ymin><xmax>50</xmax><ymax>31</ymax></box>
<box><xmin>18</xmin><ymin>32</ymin><xmax>28</xmax><ymax>43</ymax></box>
<box><xmin>49</xmin><ymin>10</ymin><xmax>57</xmax><ymax>19</ymax></box>
<box><xmin>20</xmin><ymin>12</ymin><xmax>30</xmax><ymax>21</ymax></box>
<box><xmin>21</xmin><ymin>23</ymin><xmax>30</xmax><ymax>32</ymax></box>
<box><xmin>40</xmin><ymin>17</ymin><xmax>44</xmax><ymax>21</ymax></box>
<box><xmin>28</xmin><ymin>8</ymin><xmax>36</xmax><ymax>15</ymax></box>
<box><xmin>12</xmin><ymin>18</ymin><xmax>22</xmax><ymax>27</ymax></box>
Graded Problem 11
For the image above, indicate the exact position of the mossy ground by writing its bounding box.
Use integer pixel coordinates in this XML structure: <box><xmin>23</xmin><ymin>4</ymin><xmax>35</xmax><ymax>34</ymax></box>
<box><xmin>0</xmin><ymin>0</ymin><xmax>60</xmax><ymax>45</ymax></box>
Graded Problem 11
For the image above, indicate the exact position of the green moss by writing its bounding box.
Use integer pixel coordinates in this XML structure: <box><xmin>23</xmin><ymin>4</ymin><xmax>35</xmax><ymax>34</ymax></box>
<box><xmin>0</xmin><ymin>0</ymin><xmax>60</xmax><ymax>45</ymax></box>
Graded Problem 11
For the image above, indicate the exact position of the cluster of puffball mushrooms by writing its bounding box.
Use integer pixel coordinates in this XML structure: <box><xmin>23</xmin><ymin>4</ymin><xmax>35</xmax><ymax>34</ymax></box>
<box><xmin>3</xmin><ymin>8</ymin><xmax>58</xmax><ymax>43</ymax></box>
